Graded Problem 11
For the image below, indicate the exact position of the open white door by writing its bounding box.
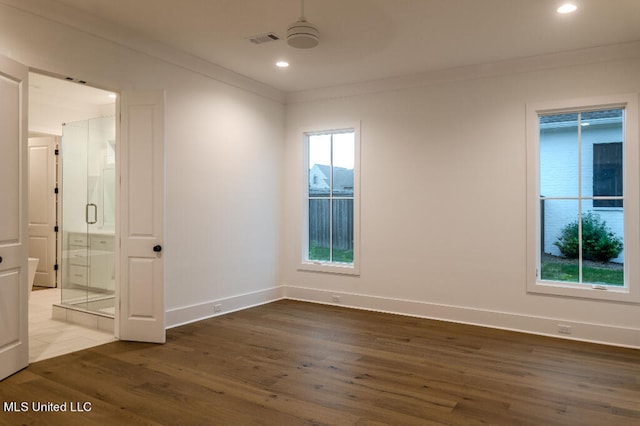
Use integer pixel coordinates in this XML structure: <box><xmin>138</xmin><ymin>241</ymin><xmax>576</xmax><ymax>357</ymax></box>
<box><xmin>0</xmin><ymin>55</ymin><xmax>28</xmax><ymax>380</ymax></box>
<box><xmin>117</xmin><ymin>91</ymin><xmax>165</xmax><ymax>343</ymax></box>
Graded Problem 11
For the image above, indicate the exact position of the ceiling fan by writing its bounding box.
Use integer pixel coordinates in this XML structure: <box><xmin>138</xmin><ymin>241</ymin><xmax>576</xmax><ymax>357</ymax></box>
<box><xmin>287</xmin><ymin>0</ymin><xmax>319</xmax><ymax>49</ymax></box>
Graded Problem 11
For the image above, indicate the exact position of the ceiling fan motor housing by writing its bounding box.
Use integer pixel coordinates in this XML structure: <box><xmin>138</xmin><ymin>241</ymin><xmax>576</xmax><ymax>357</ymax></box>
<box><xmin>287</xmin><ymin>18</ymin><xmax>319</xmax><ymax>48</ymax></box>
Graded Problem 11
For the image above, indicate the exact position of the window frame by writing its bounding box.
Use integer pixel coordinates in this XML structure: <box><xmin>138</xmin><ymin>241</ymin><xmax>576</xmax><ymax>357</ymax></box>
<box><xmin>299</xmin><ymin>123</ymin><xmax>361</xmax><ymax>275</ymax></box>
<box><xmin>526</xmin><ymin>94</ymin><xmax>640</xmax><ymax>303</ymax></box>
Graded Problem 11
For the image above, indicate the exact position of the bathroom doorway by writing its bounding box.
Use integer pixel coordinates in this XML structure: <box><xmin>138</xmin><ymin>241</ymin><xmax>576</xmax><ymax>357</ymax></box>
<box><xmin>28</xmin><ymin>72</ymin><xmax>117</xmax><ymax>359</ymax></box>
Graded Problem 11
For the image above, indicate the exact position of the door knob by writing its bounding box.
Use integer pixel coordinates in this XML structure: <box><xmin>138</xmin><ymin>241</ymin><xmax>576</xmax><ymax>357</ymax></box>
<box><xmin>153</xmin><ymin>245</ymin><xmax>162</xmax><ymax>253</ymax></box>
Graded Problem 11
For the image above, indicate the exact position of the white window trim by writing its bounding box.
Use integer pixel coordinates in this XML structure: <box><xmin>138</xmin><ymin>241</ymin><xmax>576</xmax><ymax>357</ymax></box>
<box><xmin>299</xmin><ymin>122</ymin><xmax>361</xmax><ymax>276</ymax></box>
<box><xmin>526</xmin><ymin>93</ymin><xmax>640</xmax><ymax>303</ymax></box>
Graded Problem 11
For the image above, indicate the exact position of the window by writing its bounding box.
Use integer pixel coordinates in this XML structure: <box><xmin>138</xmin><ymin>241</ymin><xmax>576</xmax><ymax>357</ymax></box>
<box><xmin>593</xmin><ymin>142</ymin><xmax>622</xmax><ymax>208</ymax></box>
<box><xmin>301</xmin><ymin>126</ymin><xmax>360</xmax><ymax>275</ymax></box>
<box><xmin>526</xmin><ymin>94</ymin><xmax>639</xmax><ymax>302</ymax></box>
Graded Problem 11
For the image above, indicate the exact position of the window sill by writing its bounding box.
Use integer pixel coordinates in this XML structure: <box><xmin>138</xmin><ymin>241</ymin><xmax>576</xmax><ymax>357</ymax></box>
<box><xmin>592</xmin><ymin>207</ymin><xmax>623</xmax><ymax>212</ymax></box>
<box><xmin>528</xmin><ymin>280</ymin><xmax>639</xmax><ymax>303</ymax></box>
<box><xmin>298</xmin><ymin>261</ymin><xmax>360</xmax><ymax>276</ymax></box>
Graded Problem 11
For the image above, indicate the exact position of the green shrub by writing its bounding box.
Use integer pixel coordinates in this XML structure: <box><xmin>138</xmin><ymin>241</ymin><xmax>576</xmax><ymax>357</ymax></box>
<box><xmin>554</xmin><ymin>212</ymin><xmax>623</xmax><ymax>262</ymax></box>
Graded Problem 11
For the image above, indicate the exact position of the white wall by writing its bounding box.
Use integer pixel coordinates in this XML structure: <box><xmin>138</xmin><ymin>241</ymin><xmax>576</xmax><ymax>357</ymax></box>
<box><xmin>282</xmin><ymin>46</ymin><xmax>640</xmax><ymax>348</ymax></box>
<box><xmin>0</xmin><ymin>1</ymin><xmax>285</xmax><ymax>326</ymax></box>
<box><xmin>29</xmin><ymin>84</ymin><xmax>115</xmax><ymax>137</ymax></box>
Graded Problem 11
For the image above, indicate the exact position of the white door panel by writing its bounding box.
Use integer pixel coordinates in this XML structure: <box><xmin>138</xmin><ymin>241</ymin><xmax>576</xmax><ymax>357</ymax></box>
<box><xmin>118</xmin><ymin>90</ymin><xmax>165</xmax><ymax>343</ymax></box>
<box><xmin>0</xmin><ymin>55</ymin><xmax>28</xmax><ymax>381</ymax></box>
<box><xmin>28</xmin><ymin>137</ymin><xmax>57</xmax><ymax>287</ymax></box>
<box><xmin>0</xmin><ymin>270</ymin><xmax>21</xmax><ymax>347</ymax></box>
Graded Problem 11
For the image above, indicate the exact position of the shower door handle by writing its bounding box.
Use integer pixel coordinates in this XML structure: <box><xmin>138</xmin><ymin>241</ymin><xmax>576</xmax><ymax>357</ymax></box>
<box><xmin>86</xmin><ymin>203</ymin><xmax>98</xmax><ymax>224</ymax></box>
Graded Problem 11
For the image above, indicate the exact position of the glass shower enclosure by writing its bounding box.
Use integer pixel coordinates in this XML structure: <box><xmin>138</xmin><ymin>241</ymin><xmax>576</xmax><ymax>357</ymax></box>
<box><xmin>61</xmin><ymin>116</ymin><xmax>116</xmax><ymax>316</ymax></box>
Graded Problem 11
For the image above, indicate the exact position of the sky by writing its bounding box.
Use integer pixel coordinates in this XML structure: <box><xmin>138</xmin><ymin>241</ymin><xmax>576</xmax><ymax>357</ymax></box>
<box><xmin>308</xmin><ymin>131</ymin><xmax>355</xmax><ymax>169</ymax></box>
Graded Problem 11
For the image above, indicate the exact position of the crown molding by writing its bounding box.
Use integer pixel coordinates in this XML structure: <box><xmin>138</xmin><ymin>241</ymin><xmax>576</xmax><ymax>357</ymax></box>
<box><xmin>0</xmin><ymin>0</ymin><xmax>286</xmax><ymax>103</ymax></box>
<box><xmin>286</xmin><ymin>40</ymin><xmax>640</xmax><ymax>104</ymax></box>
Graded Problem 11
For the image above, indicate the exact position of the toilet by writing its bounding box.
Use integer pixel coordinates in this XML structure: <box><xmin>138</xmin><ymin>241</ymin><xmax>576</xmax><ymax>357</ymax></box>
<box><xmin>28</xmin><ymin>257</ymin><xmax>39</xmax><ymax>298</ymax></box>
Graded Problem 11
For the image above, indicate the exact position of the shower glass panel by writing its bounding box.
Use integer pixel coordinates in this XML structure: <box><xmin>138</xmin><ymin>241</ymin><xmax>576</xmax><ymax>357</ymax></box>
<box><xmin>61</xmin><ymin>116</ymin><xmax>116</xmax><ymax>316</ymax></box>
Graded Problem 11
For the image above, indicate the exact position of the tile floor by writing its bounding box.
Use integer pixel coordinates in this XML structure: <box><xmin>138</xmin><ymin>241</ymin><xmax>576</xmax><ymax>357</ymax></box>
<box><xmin>29</xmin><ymin>288</ymin><xmax>117</xmax><ymax>363</ymax></box>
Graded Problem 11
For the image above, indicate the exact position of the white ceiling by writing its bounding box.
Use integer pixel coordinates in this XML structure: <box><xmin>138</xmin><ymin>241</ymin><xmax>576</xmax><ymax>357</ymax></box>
<box><xmin>46</xmin><ymin>0</ymin><xmax>640</xmax><ymax>92</ymax></box>
<box><xmin>30</xmin><ymin>73</ymin><xmax>116</xmax><ymax>107</ymax></box>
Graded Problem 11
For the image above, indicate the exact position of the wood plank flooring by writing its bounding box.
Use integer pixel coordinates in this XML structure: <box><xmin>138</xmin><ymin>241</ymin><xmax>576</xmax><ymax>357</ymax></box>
<box><xmin>2</xmin><ymin>299</ymin><xmax>639</xmax><ymax>425</ymax></box>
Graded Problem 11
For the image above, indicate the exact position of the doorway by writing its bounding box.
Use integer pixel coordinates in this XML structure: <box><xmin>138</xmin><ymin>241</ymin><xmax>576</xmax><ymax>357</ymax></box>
<box><xmin>27</xmin><ymin>135</ymin><xmax>59</xmax><ymax>289</ymax></box>
<box><xmin>28</xmin><ymin>72</ymin><xmax>117</xmax><ymax>360</ymax></box>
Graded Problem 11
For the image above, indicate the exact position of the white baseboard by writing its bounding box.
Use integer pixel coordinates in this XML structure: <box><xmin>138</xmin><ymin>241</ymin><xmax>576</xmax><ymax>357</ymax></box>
<box><xmin>284</xmin><ymin>286</ymin><xmax>640</xmax><ymax>349</ymax></box>
<box><xmin>164</xmin><ymin>284</ymin><xmax>640</xmax><ymax>348</ymax></box>
<box><xmin>165</xmin><ymin>286</ymin><xmax>285</xmax><ymax>329</ymax></box>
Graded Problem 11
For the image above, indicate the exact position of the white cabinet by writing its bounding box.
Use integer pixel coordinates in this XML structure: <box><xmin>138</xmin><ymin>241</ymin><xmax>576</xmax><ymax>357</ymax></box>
<box><xmin>64</xmin><ymin>232</ymin><xmax>114</xmax><ymax>292</ymax></box>
<box><xmin>89</xmin><ymin>234</ymin><xmax>115</xmax><ymax>291</ymax></box>
<box><xmin>67</xmin><ymin>232</ymin><xmax>88</xmax><ymax>286</ymax></box>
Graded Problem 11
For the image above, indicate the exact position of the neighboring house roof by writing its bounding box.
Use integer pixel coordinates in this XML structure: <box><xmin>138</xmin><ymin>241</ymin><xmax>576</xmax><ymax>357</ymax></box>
<box><xmin>539</xmin><ymin>109</ymin><xmax>622</xmax><ymax>125</ymax></box>
<box><xmin>311</xmin><ymin>164</ymin><xmax>354</xmax><ymax>194</ymax></box>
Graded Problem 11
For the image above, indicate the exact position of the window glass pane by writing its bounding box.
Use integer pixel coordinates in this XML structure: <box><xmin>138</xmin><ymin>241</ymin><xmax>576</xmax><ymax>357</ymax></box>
<box><xmin>583</xmin><ymin>109</ymin><xmax>624</xmax><ymax>207</ymax></box>
<box><xmin>580</xmin><ymin>206</ymin><xmax>624</xmax><ymax>287</ymax></box>
<box><xmin>309</xmin><ymin>134</ymin><xmax>331</xmax><ymax>197</ymax></box>
<box><xmin>332</xmin><ymin>199</ymin><xmax>353</xmax><ymax>263</ymax></box>
<box><xmin>540</xmin><ymin>113</ymin><xmax>579</xmax><ymax>197</ymax></box>
<box><xmin>541</xmin><ymin>199</ymin><xmax>625</xmax><ymax>286</ymax></box>
<box><xmin>308</xmin><ymin>199</ymin><xmax>330</xmax><ymax>261</ymax></box>
<box><xmin>540</xmin><ymin>199</ymin><xmax>579</xmax><ymax>282</ymax></box>
<box><xmin>581</xmin><ymin>109</ymin><xmax>623</xmax><ymax>123</ymax></box>
<box><xmin>332</xmin><ymin>131</ymin><xmax>355</xmax><ymax>198</ymax></box>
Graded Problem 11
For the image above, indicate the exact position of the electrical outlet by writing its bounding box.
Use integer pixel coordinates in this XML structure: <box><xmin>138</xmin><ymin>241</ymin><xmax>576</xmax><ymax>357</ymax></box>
<box><xmin>332</xmin><ymin>295</ymin><xmax>341</xmax><ymax>303</ymax></box>
<box><xmin>213</xmin><ymin>304</ymin><xmax>222</xmax><ymax>313</ymax></box>
<box><xmin>558</xmin><ymin>324</ymin><xmax>571</xmax><ymax>334</ymax></box>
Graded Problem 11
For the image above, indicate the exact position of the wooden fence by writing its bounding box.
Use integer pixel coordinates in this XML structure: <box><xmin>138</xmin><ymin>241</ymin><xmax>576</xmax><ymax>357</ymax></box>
<box><xmin>309</xmin><ymin>198</ymin><xmax>353</xmax><ymax>251</ymax></box>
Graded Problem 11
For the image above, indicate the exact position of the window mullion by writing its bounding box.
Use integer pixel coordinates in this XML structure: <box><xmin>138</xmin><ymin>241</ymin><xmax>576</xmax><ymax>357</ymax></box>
<box><xmin>577</xmin><ymin>112</ymin><xmax>583</xmax><ymax>284</ymax></box>
<box><xmin>329</xmin><ymin>134</ymin><xmax>334</xmax><ymax>263</ymax></box>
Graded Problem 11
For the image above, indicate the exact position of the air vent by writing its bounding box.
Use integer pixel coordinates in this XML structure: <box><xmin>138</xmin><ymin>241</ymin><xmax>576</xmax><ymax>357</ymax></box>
<box><xmin>247</xmin><ymin>32</ymin><xmax>281</xmax><ymax>45</ymax></box>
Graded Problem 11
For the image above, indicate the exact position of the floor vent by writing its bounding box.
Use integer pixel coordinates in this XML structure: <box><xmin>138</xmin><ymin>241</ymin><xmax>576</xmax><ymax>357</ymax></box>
<box><xmin>247</xmin><ymin>32</ymin><xmax>281</xmax><ymax>44</ymax></box>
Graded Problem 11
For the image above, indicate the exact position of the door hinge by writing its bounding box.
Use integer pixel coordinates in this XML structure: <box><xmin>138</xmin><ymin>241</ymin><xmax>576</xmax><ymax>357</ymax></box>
<box><xmin>54</xmin><ymin>225</ymin><xmax>59</xmax><ymax>233</ymax></box>
<box><xmin>54</xmin><ymin>187</ymin><xmax>59</xmax><ymax>194</ymax></box>
<box><xmin>54</xmin><ymin>264</ymin><xmax>59</xmax><ymax>271</ymax></box>
<box><xmin>54</xmin><ymin>148</ymin><xmax>59</xmax><ymax>156</ymax></box>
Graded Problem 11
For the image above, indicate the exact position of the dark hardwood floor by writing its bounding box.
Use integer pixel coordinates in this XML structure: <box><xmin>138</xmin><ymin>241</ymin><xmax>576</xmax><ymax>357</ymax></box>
<box><xmin>2</xmin><ymin>299</ymin><xmax>639</xmax><ymax>425</ymax></box>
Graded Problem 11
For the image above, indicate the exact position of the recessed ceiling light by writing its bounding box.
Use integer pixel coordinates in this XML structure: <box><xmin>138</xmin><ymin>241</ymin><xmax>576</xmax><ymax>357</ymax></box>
<box><xmin>276</xmin><ymin>61</ymin><xmax>290</xmax><ymax>68</ymax></box>
<box><xmin>557</xmin><ymin>3</ymin><xmax>577</xmax><ymax>14</ymax></box>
